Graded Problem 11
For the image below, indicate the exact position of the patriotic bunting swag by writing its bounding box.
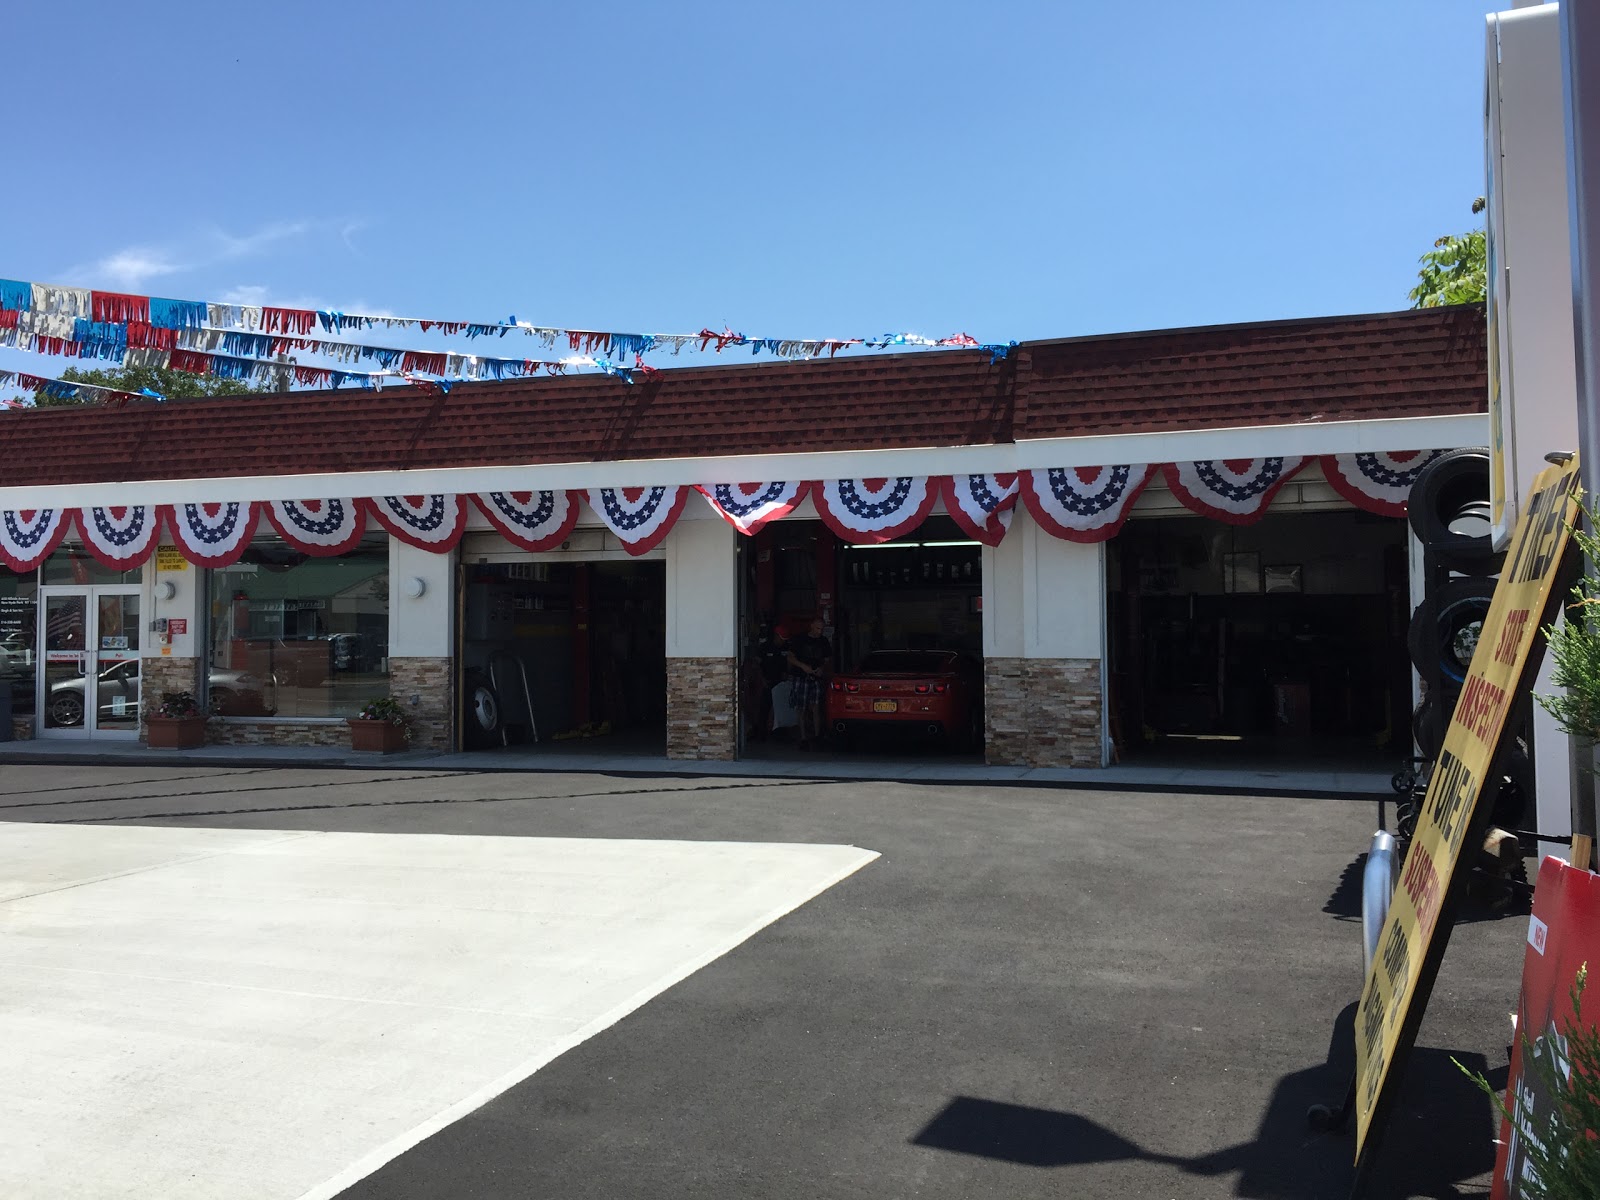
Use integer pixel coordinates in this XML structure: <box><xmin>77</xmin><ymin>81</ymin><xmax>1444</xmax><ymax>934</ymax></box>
<box><xmin>1321</xmin><ymin>450</ymin><xmax>1444</xmax><ymax>518</ymax></box>
<box><xmin>473</xmin><ymin>490</ymin><xmax>582</xmax><ymax>552</ymax></box>
<box><xmin>941</xmin><ymin>474</ymin><xmax>1019</xmax><ymax>546</ymax></box>
<box><xmin>364</xmin><ymin>495</ymin><xmax>469</xmax><ymax>550</ymax></box>
<box><xmin>0</xmin><ymin>508</ymin><xmax>69</xmax><ymax>571</ymax></box>
<box><xmin>698</xmin><ymin>482</ymin><xmax>811</xmax><ymax>535</ymax></box>
<box><xmin>1019</xmin><ymin>465</ymin><xmax>1157</xmax><ymax>543</ymax></box>
<box><xmin>263</xmin><ymin>499</ymin><xmax>366</xmax><ymax>556</ymax></box>
<box><xmin>813</xmin><ymin>477</ymin><xmax>940</xmax><ymax>544</ymax></box>
<box><xmin>0</xmin><ymin>452</ymin><xmax>1438</xmax><ymax>572</ymax></box>
<box><xmin>1163</xmin><ymin>458</ymin><xmax>1308</xmax><ymax>525</ymax></box>
<box><xmin>76</xmin><ymin>505</ymin><xmax>160</xmax><ymax>568</ymax></box>
<box><xmin>160</xmin><ymin>502</ymin><xmax>259</xmax><ymax>568</ymax></box>
<box><xmin>586</xmin><ymin>486</ymin><xmax>688</xmax><ymax>555</ymax></box>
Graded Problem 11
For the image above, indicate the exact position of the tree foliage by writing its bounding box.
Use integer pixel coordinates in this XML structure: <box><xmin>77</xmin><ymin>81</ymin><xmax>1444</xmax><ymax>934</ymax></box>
<box><xmin>1409</xmin><ymin>196</ymin><xmax>1489</xmax><ymax>308</ymax></box>
<box><xmin>27</xmin><ymin>364</ymin><xmax>273</xmax><ymax>408</ymax></box>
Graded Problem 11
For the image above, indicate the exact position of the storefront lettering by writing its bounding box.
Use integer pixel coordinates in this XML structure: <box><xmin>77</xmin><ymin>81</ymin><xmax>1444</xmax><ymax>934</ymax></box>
<box><xmin>1492</xmin><ymin>608</ymin><xmax>1531</xmax><ymax>665</ymax></box>
<box><xmin>1454</xmin><ymin>673</ymin><xmax>1507</xmax><ymax>743</ymax></box>
<box><xmin>1401</xmin><ymin>843</ymin><xmax>1443</xmax><ymax>940</ymax></box>
<box><xmin>1429</xmin><ymin>748</ymin><xmax>1477</xmax><ymax>851</ymax></box>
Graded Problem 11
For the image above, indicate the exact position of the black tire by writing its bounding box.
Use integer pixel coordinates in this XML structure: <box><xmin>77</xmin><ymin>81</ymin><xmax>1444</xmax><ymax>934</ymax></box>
<box><xmin>1407</xmin><ymin>449</ymin><xmax>1505</xmax><ymax>575</ymax></box>
<box><xmin>1432</xmin><ymin>578</ymin><xmax>1497</xmax><ymax>686</ymax></box>
<box><xmin>48</xmin><ymin>691</ymin><xmax>84</xmax><ymax>728</ymax></box>
<box><xmin>209</xmin><ymin>688</ymin><xmax>236</xmax><ymax>716</ymax></box>
<box><xmin>463</xmin><ymin>674</ymin><xmax>502</xmax><ymax>749</ymax></box>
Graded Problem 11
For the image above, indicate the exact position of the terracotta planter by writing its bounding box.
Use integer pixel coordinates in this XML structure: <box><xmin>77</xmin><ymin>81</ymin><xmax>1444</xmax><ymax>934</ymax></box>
<box><xmin>146</xmin><ymin>714</ymin><xmax>208</xmax><ymax>750</ymax></box>
<box><xmin>348</xmin><ymin>718</ymin><xmax>409</xmax><ymax>754</ymax></box>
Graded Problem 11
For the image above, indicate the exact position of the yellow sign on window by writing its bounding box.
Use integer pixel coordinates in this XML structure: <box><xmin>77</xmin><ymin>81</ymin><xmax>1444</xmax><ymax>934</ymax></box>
<box><xmin>155</xmin><ymin>546</ymin><xmax>189</xmax><ymax>573</ymax></box>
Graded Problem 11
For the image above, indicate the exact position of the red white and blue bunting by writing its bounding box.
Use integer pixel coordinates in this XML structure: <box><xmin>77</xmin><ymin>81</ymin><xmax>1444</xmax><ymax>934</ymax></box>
<box><xmin>263</xmin><ymin>498</ymin><xmax>366</xmax><ymax>557</ymax></box>
<box><xmin>1019</xmin><ymin>465</ymin><xmax>1157</xmax><ymax>543</ymax></box>
<box><xmin>697</xmin><ymin>482</ymin><xmax>811</xmax><ymax>535</ymax></box>
<box><xmin>364</xmin><ymin>495</ymin><xmax>469</xmax><ymax>551</ymax></box>
<box><xmin>941</xmin><ymin>473</ymin><xmax>1019</xmax><ymax>547</ymax></box>
<box><xmin>1162</xmin><ymin>458</ymin><xmax>1309</xmax><ymax>525</ymax></box>
<box><xmin>473</xmin><ymin>490</ymin><xmax>582</xmax><ymax>552</ymax></box>
<box><xmin>0</xmin><ymin>453</ymin><xmax>1446</xmax><ymax>574</ymax></box>
<box><xmin>813</xmin><ymin>477</ymin><xmax>940</xmax><ymax>544</ymax></box>
<box><xmin>76</xmin><ymin>505</ymin><xmax>160</xmax><ymax>568</ymax></box>
<box><xmin>1320</xmin><ymin>450</ymin><xmax>1444</xmax><ymax>519</ymax></box>
<box><xmin>161</xmin><ymin>501</ymin><xmax>259</xmax><ymax>568</ymax></box>
<box><xmin>0</xmin><ymin>508</ymin><xmax>70</xmax><ymax>571</ymax></box>
<box><xmin>587</xmin><ymin>486</ymin><xmax>689</xmax><ymax>555</ymax></box>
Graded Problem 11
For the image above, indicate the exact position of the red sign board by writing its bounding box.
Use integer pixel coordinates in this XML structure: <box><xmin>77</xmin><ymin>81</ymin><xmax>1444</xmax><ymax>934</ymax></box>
<box><xmin>167</xmin><ymin>618</ymin><xmax>188</xmax><ymax>636</ymax></box>
<box><xmin>1491</xmin><ymin>857</ymin><xmax>1600</xmax><ymax>1198</ymax></box>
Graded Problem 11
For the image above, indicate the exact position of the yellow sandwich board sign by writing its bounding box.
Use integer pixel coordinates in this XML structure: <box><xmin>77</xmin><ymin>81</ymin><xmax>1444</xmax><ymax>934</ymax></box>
<box><xmin>1354</xmin><ymin>455</ymin><xmax>1582</xmax><ymax>1166</ymax></box>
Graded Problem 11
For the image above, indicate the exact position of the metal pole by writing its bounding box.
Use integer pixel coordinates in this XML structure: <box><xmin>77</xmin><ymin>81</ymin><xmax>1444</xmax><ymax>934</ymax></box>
<box><xmin>1560</xmin><ymin>0</ymin><xmax>1600</xmax><ymax>858</ymax></box>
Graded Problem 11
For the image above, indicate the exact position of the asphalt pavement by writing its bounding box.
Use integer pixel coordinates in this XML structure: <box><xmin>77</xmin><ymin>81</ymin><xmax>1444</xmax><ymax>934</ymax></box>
<box><xmin>0</xmin><ymin>764</ymin><xmax>1527</xmax><ymax>1199</ymax></box>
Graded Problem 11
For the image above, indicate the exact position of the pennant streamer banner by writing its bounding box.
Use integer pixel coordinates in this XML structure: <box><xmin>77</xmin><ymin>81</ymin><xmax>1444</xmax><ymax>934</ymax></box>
<box><xmin>1019</xmin><ymin>465</ymin><xmax>1157</xmax><ymax>543</ymax></box>
<box><xmin>1162</xmin><ymin>458</ymin><xmax>1309</xmax><ymax>525</ymax></box>
<box><xmin>813</xmin><ymin>477</ymin><xmax>940</xmax><ymax>544</ymax></box>
<box><xmin>363</xmin><ymin>495</ymin><xmax>469</xmax><ymax>551</ymax></box>
<box><xmin>0</xmin><ymin>274</ymin><xmax>1010</xmax><ymax>397</ymax></box>
<box><xmin>586</xmin><ymin>486</ymin><xmax>688</xmax><ymax>556</ymax></box>
<box><xmin>1321</xmin><ymin>451</ymin><xmax>1444</xmax><ymax>518</ymax></box>
<box><xmin>941</xmin><ymin>474</ymin><xmax>1020</xmax><ymax>547</ymax></box>
<box><xmin>0</xmin><ymin>456</ymin><xmax>1432</xmax><ymax>572</ymax></box>
<box><xmin>0</xmin><ymin>508</ymin><xmax>69</xmax><ymax>571</ymax></box>
<box><xmin>473</xmin><ymin>490</ymin><xmax>582</xmax><ymax>552</ymax></box>
<box><xmin>698</xmin><ymin>482</ymin><xmax>811</xmax><ymax>535</ymax></box>
<box><xmin>76</xmin><ymin>505</ymin><xmax>160</xmax><ymax>569</ymax></box>
<box><xmin>263</xmin><ymin>499</ymin><xmax>366</xmax><ymax>557</ymax></box>
<box><xmin>161</xmin><ymin>501</ymin><xmax>260</xmax><ymax>568</ymax></box>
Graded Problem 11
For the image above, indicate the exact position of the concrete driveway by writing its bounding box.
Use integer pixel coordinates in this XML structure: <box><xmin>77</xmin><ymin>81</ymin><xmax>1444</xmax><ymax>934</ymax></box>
<box><xmin>0</xmin><ymin>765</ymin><xmax>1523</xmax><ymax>1199</ymax></box>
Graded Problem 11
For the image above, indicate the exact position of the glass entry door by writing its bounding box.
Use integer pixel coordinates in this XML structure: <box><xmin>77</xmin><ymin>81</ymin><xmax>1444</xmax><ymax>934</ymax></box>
<box><xmin>37</xmin><ymin>586</ymin><xmax>141</xmax><ymax>737</ymax></box>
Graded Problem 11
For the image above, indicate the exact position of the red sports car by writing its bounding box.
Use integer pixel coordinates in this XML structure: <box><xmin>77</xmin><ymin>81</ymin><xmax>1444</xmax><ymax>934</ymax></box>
<box><xmin>825</xmin><ymin>649</ymin><xmax>982</xmax><ymax>748</ymax></box>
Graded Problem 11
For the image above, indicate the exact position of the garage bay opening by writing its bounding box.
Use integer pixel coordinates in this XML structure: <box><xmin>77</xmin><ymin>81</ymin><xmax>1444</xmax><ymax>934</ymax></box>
<box><xmin>461</xmin><ymin>560</ymin><xmax>666</xmax><ymax>754</ymax></box>
<box><xmin>739</xmin><ymin>516</ymin><xmax>984</xmax><ymax>760</ymax></box>
<box><xmin>1107</xmin><ymin>509</ymin><xmax>1409</xmax><ymax>769</ymax></box>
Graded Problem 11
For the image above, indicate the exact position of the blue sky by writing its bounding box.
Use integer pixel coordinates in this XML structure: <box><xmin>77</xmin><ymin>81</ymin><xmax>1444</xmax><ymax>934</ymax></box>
<box><xmin>1</xmin><ymin>1</ymin><xmax>1489</xmax><ymax>381</ymax></box>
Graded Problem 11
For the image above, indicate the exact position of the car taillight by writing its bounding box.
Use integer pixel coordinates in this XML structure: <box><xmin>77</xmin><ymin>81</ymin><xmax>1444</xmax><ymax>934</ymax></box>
<box><xmin>915</xmin><ymin>684</ymin><xmax>930</xmax><ymax>694</ymax></box>
<box><xmin>933</xmin><ymin>682</ymin><xmax>948</xmax><ymax>693</ymax></box>
<box><xmin>830</xmin><ymin>680</ymin><xmax>843</xmax><ymax>692</ymax></box>
<box><xmin>846</xmin><ymin>682</ymin><xmax>860</xmax><ymax>692</ymax></box>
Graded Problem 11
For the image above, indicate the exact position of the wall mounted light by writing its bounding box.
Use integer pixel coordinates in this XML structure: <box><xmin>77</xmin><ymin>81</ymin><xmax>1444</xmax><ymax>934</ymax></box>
<box><xmin>405</xmin><ymin>577</ymin><xmax>428</xmax><ymax>599</ymax></box>
<box><xmin>156</xmin><ymin>580</ymin><xmax>178</xmax><ymax>601</ymax></box>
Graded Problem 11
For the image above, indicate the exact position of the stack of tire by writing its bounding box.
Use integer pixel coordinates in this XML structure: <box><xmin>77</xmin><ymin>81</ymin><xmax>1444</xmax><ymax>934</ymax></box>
<box><xmin>1406</xmin><ymin>449</ymin><xmax>1531</xmax><ymax>828</ymax></box>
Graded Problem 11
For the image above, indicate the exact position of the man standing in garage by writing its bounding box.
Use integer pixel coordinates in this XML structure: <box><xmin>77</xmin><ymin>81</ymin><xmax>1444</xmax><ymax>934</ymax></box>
<box><xmin>787</xmin><ymin>617</ymin><xmax>832</xmax><ymax>751</ymax></box>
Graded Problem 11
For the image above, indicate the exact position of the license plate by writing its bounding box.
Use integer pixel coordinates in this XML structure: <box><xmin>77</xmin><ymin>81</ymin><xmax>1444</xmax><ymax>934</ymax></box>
<box><xmin>873</xmin><ymin>699</ymin><xmax>899</xmax><ymax>713</ymax></box>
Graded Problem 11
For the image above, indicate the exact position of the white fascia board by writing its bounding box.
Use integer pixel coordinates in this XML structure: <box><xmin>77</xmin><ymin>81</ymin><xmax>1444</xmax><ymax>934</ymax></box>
<box><xmin>0</xmin><ymin>411</ymin><xmax>1486</xmax><ymax>510</ymax></box>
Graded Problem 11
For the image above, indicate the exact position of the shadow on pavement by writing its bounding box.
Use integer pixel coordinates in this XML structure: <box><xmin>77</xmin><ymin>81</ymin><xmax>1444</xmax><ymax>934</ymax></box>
<box><xmin>912</xmin><ymin>1005</ymin><xmax>1501</xmax><ymax>1199</ymax></box>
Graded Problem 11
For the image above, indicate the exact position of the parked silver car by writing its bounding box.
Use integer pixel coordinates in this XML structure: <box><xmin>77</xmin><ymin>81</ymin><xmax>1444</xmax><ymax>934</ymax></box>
<box><xmin>47</xmin><ymin>663</ymin><xmax>267</xmax><ymax>726</ymax></box>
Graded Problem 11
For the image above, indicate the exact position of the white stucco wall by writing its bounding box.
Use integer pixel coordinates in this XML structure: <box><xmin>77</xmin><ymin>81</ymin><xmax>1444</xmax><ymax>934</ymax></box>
<box><xmin>666</xmin><ymin>519</ymin><xmax>737</xmax><ymax>659</ymax></box>
<box><xmin>982</xmin><ymin>507</ymin><xmax>1105</xmax><ymax>661</ymax></box>
<box><xmin>387</xmin><ymin>541</ymin><xmax>455</xmax><ymax>659</ymax></box>
<box><xmin>145</xmin><ymin>539</ymin><xmax>203</xmax><ymax>662</ymax></box>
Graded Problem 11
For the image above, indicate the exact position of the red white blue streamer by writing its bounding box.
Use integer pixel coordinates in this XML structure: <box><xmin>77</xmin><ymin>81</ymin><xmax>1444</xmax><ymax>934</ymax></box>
<box><xmin>1019</xmin><ymin>466</ymin><xmax>1157</xmax><ymax>543</ymax></box>
<box><xmin>941</xmin><ymin>474</ymin><xmax>1019</xmax><ymax>547</ymax></box>
<box><xmin>364</xmin><ymin>495</ymin><xmax>469</xmax><ymax>550</ymax></box>
<box><xmin>473</xmin><ymin>490</ymin><xmax>582</xmax><ymax>552</ymax></box>
<box><xmin>76</xmin><ymin>505</ymin><xmax>160</xmax><ymax>568</ymax></box>
<box><xmin>263</xmin><ymin>499</ymin><xmax>366</xmax><ymax>556</ymax></box>
<box><xmin>586</xmin><ymin>486</ymin><xmax>688</xmax><ymax>555</ymax></box>
<box><xmin>1320</xmin><ymin>451</ymin><xmax>1444</xmax><ymax>518</ymax></box>
<box><xmin>697</xmin><ymin>482</ymin><xmax>811</xmax><ymax>535</ymax></box>
<box><xmin>1162</xmin><ymin>459</ymin><xmax>1308</xmax><ymax>525</ymax></box>
<box><xmin>0</xmin><ymin>508</ymin><xmax>70</xmax><ymax>571</ymax></box>
<box><xmin>161</xmin><ymin>502</ymin><xmax>259</xmax><ymax>568</ymax></box>
<box><xmin>813</xmin><ymin>477</ymin><xmax>940</xmax><ymax>544</ymax></box>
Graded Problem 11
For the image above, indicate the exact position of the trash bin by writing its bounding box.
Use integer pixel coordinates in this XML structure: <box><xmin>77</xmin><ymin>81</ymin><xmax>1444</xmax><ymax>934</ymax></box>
<box><xmin>0</xmin><ymin>680</ymin><xmax>12</xmax><ymax>742</ymax></box>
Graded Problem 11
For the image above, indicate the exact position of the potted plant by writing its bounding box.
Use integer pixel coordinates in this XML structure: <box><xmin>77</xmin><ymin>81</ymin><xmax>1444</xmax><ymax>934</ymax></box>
<box><xmin>147</xmin><ymin>691</ymin><xmax>208</xmax><ymax>750</ymax></box>
<box><xmin>349</xmin><ymin>696</ymin><xmax>412</xmax><ymax>753</ymax></box>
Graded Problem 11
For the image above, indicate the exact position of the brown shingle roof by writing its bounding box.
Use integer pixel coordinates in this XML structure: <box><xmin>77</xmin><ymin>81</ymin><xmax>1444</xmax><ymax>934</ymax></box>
<box><xmin>0</xmin><ymin>306</ymin><xmax>1485</xmax><ymax>487</ymax></box>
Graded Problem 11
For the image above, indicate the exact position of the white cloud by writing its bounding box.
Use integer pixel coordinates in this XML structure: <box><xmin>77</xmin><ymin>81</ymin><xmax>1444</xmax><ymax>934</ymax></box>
<box><xmin>64</xmin><ymin>219</ymin><xmax>326</xmax><ymax>293</ymax></box>
<box><xmin>91</xmin><ymin>248</ymin><xmax>183</xmax><ymax>290</ymax></box>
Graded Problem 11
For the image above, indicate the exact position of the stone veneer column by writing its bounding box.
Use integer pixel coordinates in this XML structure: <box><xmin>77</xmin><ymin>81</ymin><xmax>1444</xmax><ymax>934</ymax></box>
<box><xmin>389</xmin><ymin>657</ymin><xmax>454</xmax><ymax>751</ymax></box>
<box><xmin>981</xmin><ymin>508</ymin><xmax>1107</xmax><ymax>769</ymax></box>
<box><xmin>139</xmin><ymin>655</ymin><xmax>203</xmax><ymax>740</ymax></box>
<box><xmin>664</xmin><ymin>516</ymin><xmax>738</xmax><ymax>760</ymax></box>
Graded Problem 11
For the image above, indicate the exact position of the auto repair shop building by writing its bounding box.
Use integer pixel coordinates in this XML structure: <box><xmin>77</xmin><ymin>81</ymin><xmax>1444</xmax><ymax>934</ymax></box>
<box><xmin>0</xmin><ymin>305</ymin><xmax>1487</xmax><ymax>768</ymax></box>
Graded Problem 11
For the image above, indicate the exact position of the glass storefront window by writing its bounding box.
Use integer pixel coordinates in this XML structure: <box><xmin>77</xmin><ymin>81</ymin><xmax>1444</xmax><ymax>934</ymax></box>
<box><xmin>0</xmin><ymin>568</ymin><xmax>39</xmax><ymax>715</ymax></box>
<box><xmin>41</xmin><ymin>545</ymin><xmax>143</xmax><ymax>586</ymax></box>
<box><xmin>206</xmin><ymin>537</ymin><xmax>390</xmax><ymax>718</ymax></box>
